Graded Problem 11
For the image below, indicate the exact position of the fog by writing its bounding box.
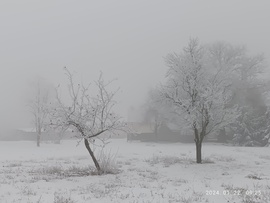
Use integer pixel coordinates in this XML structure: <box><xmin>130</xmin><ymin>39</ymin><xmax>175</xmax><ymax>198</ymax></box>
<box><xmin>0</xmin><ymin>0</ymin><xmax>270</xmax><ymax>130</ymax></box>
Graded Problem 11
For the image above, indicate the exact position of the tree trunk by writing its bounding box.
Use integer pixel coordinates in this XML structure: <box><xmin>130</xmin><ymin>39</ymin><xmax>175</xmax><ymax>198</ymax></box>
<box><xmin>195</xmin><ymin>141</ymin><xmax>202</xmax><ymax>163</ymax></box>
<box><xmin>84</xmin><ymin>138</ymin><xmax>102</xmax><ymax>174</ymax></box>
<box><xmin>37</xmin><ymin>133</ymin><xmax>40</xmax><ymax>147</ymax></box>
<box><xmin>154</xmin><ymin>127</ymin><xmax>158</xmax><ymax>142</ymax></box>
<box><xmin>193</xmin><ymin>125</ymin><xmax>202</xmax><ymax>163</ymax></box>
<box><xmin>37</xmin><ymin>125</ymin><xmax>41</xmax><ymax>147</ymax></box>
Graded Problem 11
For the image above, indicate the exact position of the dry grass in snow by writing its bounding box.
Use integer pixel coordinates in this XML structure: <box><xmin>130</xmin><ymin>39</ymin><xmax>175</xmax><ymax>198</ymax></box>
<box><xmin>0</xmin><ymin>139</ymin><xmax>269</xmax><ymax>202</ymax></box>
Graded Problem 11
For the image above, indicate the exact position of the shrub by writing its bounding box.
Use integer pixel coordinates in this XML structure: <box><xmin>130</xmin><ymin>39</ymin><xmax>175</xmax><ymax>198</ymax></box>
<box><xmin>97</xmin><ymin>149</ymin><xmax>120</xmax><ymax>174</ymax></box>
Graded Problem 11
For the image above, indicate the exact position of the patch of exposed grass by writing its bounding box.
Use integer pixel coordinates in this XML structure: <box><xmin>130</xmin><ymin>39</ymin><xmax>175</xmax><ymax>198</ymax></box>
<box><xmin>259</xmin><ymin>155</ymin><xmax>270</xmax><ymax>161</ymax></box>
<box><xmin>76</xmin><ymin>182</ymin><xmax>120</xmax><ymax>198</ymax></box>
<box><xmin>221</xmin><ymin>183</ymin><xmax>247</xmax><ymax>195</ymax></box>
<box><xmin>216</xmin><ymin>156</ymin><xmax>235</xmax><ymax>162</ymax></box>
<box><xmin>5</xmin><ymin>162</ymin><xmax>22</xmax><ymax>167</ymax></box>
<box><xmin>66</xmin><ymin>165</ymin><xmax>94</xmax><ymax>176</ymax></box>
<box><xmin>29</xmin><ymin>165</ymin><xmax>93</xmax><ymax>180</ymax></box>
<box><xmin>239</xmin><ymin>184</ymin><xmax>270</xmax><ymax>203</ymax></box>
<box><xmin>162</xmin><ymin>190</ymin><xmax>208</xmax><ymax>203</ymax></box>
<box><xmin>20</xmin><ymin>185</ymin><xmax>37</xmax><ymax>196</ymax></box>
<box><xmin>137</xmin><ymin>169</ymin><xmax>159</xmax><ymax>181</ymax></box>
<box><xmin>203</xmin><ymin>157</ymin><xmax>215</xmax><ymax>164</ymax></box>
<box><xmin>54</xmin><ymin>192</ymin><xmax>76</xmax><ymax>203</ymax></box>
<box><xmin>246</xmin><ymin>173</ymin><xmax>262</xmax><ymax>180</ymax></box>
<box><xmin>172</xmin><ymin>178</ymin><xmax>188</xmax><ymax>186</ymax></box>
<box><xmin>241</xmin><ymin>194</ymin><xmax>267</xmax><ymax>203</ymax></box>
<box><xmin>146</xmin><ymin>154</ymin><xmax>215</xmax><ymax>166</ymax></box>
<box><xmin>145</xmin><ymin>155</ymin><xmax>194</xmax><ymax>167</ymax></box>
<box><xmin>220</xmin><ymin>182</ymin><xmax>270</xmax><ymax>203</ymax></box>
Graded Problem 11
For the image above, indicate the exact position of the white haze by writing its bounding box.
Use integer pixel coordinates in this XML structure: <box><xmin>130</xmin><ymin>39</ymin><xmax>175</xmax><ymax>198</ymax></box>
<box><xmin>0</xmin><ymin>0</ymin><xmax>270</xmax><ymax>130</ymax></box>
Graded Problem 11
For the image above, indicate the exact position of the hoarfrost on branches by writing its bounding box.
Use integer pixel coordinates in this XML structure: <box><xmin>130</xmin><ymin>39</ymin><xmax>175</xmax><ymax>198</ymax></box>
<box><xmin>160</xmin><ymin>39</ymin><xmax>239</xmax><ymax>163</ymax></box>
<box><xmin>49</xmin><ymin>68</ymin><xmax>126</xmax><ymax>174</ymax></box>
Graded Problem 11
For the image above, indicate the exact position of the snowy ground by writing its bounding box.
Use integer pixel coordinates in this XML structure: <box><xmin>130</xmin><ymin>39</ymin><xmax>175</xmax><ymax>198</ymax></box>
<box><xmin>0</xmin><ymin>139</ymin><xmax>269</xmax><ymax>203</ymax></box>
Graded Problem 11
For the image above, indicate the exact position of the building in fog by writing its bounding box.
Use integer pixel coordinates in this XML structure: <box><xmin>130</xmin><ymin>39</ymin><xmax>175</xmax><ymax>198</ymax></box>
<box><xmin>126</xmin><ymin>122</ymin><xmax>195</xmax><ymax>143</ymax></box>
<box><xmin>0</xmin><ymin>127</ymin><xmax>77</xmax><ymax>143</ymax></box>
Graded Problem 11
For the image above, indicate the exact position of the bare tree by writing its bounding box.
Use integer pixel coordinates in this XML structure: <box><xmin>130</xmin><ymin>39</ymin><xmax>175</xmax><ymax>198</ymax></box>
<box><xmin>160</xmin><ymin>39</ymin><xmax>239</xmax><ymax>163</ymax></box>
<box><xmin>28</xmin><ymin>79</ymin><xmax>51</xmax><ymax>147</ymax></box>
<box><xmin>142</xmin><ymin>89</ymin><xmax>170</xmax><ymax>142</ymax></box>
<box><xmin>49</xmin><ymin>68</ymin><xmax>125</xmax><ymax>174</ymax></box>
<box><xmin>142</xmin><ymin>106</ymin><xmax>162</xmax><ymax>142</ymax></box>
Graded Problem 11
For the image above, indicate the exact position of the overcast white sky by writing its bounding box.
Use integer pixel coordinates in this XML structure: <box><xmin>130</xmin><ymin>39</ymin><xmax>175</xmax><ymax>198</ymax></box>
<box><xmin>0</xmin><ymin>0</ymin><xmax>270</xmax><ymax>129</ymax></box>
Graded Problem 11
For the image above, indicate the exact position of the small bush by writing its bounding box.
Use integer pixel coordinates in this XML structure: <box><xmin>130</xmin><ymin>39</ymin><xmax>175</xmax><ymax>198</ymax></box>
<box><xmin>97</xmin><ymin>149</ymin><xmax>120</xmax><ymax>174</ymax></box>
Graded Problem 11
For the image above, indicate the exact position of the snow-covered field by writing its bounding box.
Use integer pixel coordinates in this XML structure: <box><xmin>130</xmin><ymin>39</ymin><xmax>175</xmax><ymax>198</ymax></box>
<box><xmin>0</xmin><ymin>139</ymin><xmax>269</xmax><ymax>203</ymax></box>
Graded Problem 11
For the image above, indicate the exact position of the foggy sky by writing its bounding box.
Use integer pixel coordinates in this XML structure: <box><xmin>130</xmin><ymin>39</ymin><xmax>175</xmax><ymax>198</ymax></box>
<box><xmin>0</xmin><ymin>0</ymin><xmax>270</xmax><ymax>129</ymax></box>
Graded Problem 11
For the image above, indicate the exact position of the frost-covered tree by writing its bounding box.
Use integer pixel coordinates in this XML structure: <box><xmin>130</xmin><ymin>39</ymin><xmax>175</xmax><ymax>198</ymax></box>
<box><xmin>160</xmin><ymin>39</ymin><xmax>239</xmax><ymax>163</ymax></box>
<box><xmin>217</xmin><ymin>43</ymin><xmax>270</xmax><ymax>146</ymax></box>
<box><xmin>231</xmin><ymin>106</ymin><xmax>270</xmax><ymax>146</ymax></box>
<box><xmin>201</xmin><ymin>41</ymin><xmax>270</xmax><ymax>146</ymax></box>
<box><xmin>142</xmin><ymin>89</ymin><xmax>169</xmax><ymax>142</ymax></box>
<box><xmin>49</xmin><ymin>68</ymin><xmax>125</xmax><ymax>174</ymax></box>
<box><xmin>231</xmin><ymin>86</ymin><xmax>270</xmax><ymax>146</ymax></box>
<box><xmin>28</xmin><ymin>78</ymin><xmax>53</xmax><ymax>147</ymax></box>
